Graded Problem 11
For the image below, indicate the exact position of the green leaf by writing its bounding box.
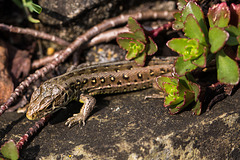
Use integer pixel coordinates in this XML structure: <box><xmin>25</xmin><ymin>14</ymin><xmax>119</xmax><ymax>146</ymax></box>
<box><xmin>172</xmin><ymin>12</ymin><xmax>184</xmax><ymax>30</ymax></box>
<box><xmin>191</xmin><ymin>100</ymin><xmax>202</xmax><ymax>115</ymax></box>
<box><xmin>209</xmin><ymin>27</ymin><xmax>229</xmax><ymax>53</ymax></box>
<box><xmin>172</xmin><ymin>20</ymin><xmax>184</xmax><ymax>30</ymax></box>
<box><xmin>207</xmin><ymin>2</ymin><xmax>230</xmax><ymax>28</ymax></box>
<box><xmin>177</xmin><ymin>0</ymin><xmax>187</xmax><ymax>10</ymax></box>
<box><xmin>156</xmin><ymin>76</ymin><xmax>178</xmax><ymax>91</ymax></box>
<box><xmin>0</xmin><ymin>140</ymin><xmax>19</xmax><ymax>160</ymax></box>
<box><xmin>184</xmin><ymin>14</ymin><xmax>207</xmax><ymax>45</ymax></box>
<box><xmin>146</xmin><ymin>36</ymin><xmax>158</xmax><ymax>55</ymax></box>
<box><xmin>118</xmin><ymin>31</ymin><xmax>146</xmax><ymax>43</ymax></box>
<box><xmin>117</xmin><ymin>38</ymin><xmax>133</xmax><ymax>50</ymax></box>
<box><xmin>27</xmin><ymin>15</ymin><xmax>40</xmax><ymax>23</ymax></box>
<box><xmin>216</xmin><ymin>50</ymin><xmax>239</xmax><ymax>84</ymax></box>
<box><xmin>191</xmin><ymin>49</ymin><xmax>207</xmax><ymax>67</ymax></box>
<box><xmin>24</xmin><ymin>0</ymin><xmax>42</xmax><ymax>14</ymax></box>
<box><xmin>173</xmin><ymin>12</ymin><xmax>182</xmax><ymax>21</ymax></box>
<box><xmin>237</xmin><ymin>45</ymin><xmax>240</xmax><ymax>60</ymax></box>
<box><xmin>168</xmin><ymin>38</ymin><xmax>204</xmax><ymax>61</ymax></box>
<box><xmin>125</xmin><ymin>40</ymin><xmax>145</xmax><ymax>60</ymax></box>
<box><xmin>225</xmin><ymin>25</ymin><xmax>240</xmax><ymax>46</ymax></box>
<box><xmin>175</xmin><ymin>57</ymin><xmax>197</xmax><ymax>76</ymax></box>
<box><xmin>167</xmin><ymin>38</ymin><xmax>189</xmax><ymax>54</ymax></box>
<box><xmin>128</xmin><ymin>17</ymin><xmax>143</xmax><ymax>33</ymax></box>
<box><xmin>134</xmin><ymin>51</ymin><xmax>146</xmax><ymax>66</ymax></box>
<box><xmin>189</xmin><ymin>82</ymin><xmax>200</xmax><ymax>101</ymax></box>
<box><xmin>182</xmin><ymin>1</ymin><xmax>208</xmax><ymax>38</ymax></box>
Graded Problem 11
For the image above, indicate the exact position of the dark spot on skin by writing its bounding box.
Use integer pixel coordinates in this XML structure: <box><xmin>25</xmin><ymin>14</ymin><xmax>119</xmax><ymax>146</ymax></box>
<box><xmin>123</xmin><ymin>88</ymin><xmax>127</xmax><ymax>92</ymax></box>
<box><xmin>115</xmin><ymin>68</ymin><xmax>120</xmax><ymax>72</ymax></box>
<box><xmin>70</xmin><ymin>82</ymin><xmax>75</xmax><ymax>88</ymax></box>
<box><xmin>137</xmin><ymin>73</ymin><xmax>142</xmax><ymax>79</ymax></box>
<box><xmin>117</xmin><ymin>81</ymin><xmax>122</xmax><ymax>85</ymax></box>
<box><xmin>64</xmin><ymin>94</ymin><xmax>68</xmax><ymax>102</ymax></box>
<box><xmin>110</xmin><ymin>75</ymin><xmax>115</xmax><ymax>82</ymax></box>
<box><xmin>91</xmin><ymin>68</ymin><xmax>98</xmax><ymax>73</ymax></box>
<box><xmin>150</xmin><ymin>70</ymin><xmax>154</xmax><ymax>76</ymax></box>
<box><xmin>91</xmin><ymin>78</ymin><xmax>97</xmax><ymax>84</ymax></box>
<box><xmin>134</xmin><ymin>79</ymin><xmax>138</xmax><ymax>82</ymax></box>
<box><xmin>83</xmin><ymin>78</ymin><xmax>88</xmax><ymax>84</ymax></box>
<box><xmin>127</xmin><ymin>65</ymin><xmax>133</xmax><ymax>70</ymax></box>
<box><xmin>160</xmin><ymin>68</ymin><xmax>167</xmax><ymax>73</ymax></box>
<box><xmin>123</xmin><ymin>74</ymin><xmax>129</xmax><ymax>80</ymax></box>
<box><xmin>100</xmin><ymin>77</ymin><xmax>105</xmax><ymax>83</ymax></box>
<box><xmin>76</xmin><ymin>79</ymin><xmax>81</xmax><ymax>84</ymax></box>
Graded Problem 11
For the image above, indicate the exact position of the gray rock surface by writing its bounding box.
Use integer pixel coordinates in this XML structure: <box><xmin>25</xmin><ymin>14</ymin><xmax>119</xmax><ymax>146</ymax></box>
<box><xmin>0</xmin><ymin>87</ymin><xmax>240</xmax><ymax>159</ymax></box>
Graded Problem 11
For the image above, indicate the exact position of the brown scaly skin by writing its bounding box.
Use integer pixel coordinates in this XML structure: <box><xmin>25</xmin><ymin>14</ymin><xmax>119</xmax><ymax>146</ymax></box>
<box><xmin>26</xmin><ymin>57</ymin><xmax>176</xmax><ymax>127</ymax></box>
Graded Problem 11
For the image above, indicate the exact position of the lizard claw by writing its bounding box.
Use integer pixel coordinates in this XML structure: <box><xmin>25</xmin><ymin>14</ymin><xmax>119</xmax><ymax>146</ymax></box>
<box><xmin>65</xmin><ymin>113</ymin><xmax>86</xmax><ymax>127</ymax></box>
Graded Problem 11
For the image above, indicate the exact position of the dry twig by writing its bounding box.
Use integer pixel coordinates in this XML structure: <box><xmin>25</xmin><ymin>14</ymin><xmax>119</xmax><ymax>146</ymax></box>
<box><xmin>0</xmin><ymin>10</ymin><xmax>175</xmax><ymax>116</ymax></box>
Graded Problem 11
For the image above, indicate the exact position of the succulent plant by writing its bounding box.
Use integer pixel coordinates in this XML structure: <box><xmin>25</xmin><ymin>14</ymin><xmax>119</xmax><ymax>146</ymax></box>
<box><xmin>117</xmin><ymin>17</ymin><xmax>158</xmax><ymax>66</ymax></box>
<box><xmin>157</xmin><ymin>74</ymin><xmax>201</xmax><ymax>115</ymax></box>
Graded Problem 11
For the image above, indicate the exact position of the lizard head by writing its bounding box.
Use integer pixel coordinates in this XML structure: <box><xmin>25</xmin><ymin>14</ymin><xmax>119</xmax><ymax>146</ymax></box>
<box><xmin>26</xmin><ymin>81</ymin><xmax>66</xmax><ymax>120</ymax></box>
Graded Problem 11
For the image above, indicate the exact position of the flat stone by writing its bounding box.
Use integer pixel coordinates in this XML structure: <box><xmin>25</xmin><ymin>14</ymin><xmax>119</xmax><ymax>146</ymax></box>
<box><xmin>0</xmin><ymin>87</ymin><xmax>239</xmax><ymax>159</ymax></box>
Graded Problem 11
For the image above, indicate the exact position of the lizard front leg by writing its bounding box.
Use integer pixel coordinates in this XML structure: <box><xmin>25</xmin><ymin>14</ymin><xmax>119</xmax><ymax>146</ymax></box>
<box><xmin>65</xmin><ymin>94</ymin><xmax>96</xmax><ymax>127</ymax></box>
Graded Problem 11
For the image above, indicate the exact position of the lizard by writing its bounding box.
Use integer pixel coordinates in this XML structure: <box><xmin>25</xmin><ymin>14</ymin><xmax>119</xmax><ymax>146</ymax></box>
<box><xmin>26</xmin><ymin>57</ymin><xmax>176</xmax><ymax>127</ymax></box>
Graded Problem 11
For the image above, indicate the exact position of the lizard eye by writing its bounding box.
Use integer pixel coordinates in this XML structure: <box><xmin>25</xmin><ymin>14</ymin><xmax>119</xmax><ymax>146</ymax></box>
<box><xmin>31</xmin><ymin>88</ymin><xmax>40</xmax><ymax>101</ymax></box>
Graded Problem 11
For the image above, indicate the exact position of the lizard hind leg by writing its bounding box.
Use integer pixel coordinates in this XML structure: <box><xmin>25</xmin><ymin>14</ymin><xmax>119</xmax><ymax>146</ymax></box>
<box><xmin>65</xmin><ymin>94</ymin><xmax>96</xmax><ymax>127</ymax></box>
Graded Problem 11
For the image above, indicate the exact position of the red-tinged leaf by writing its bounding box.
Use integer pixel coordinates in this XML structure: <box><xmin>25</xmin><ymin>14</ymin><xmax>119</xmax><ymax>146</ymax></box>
<box><xmin>216</xmin><ymin>50</ymin><xmax>239</xmax><ymax>84</ymax></box>
<box><xmin>156</xmin><ymin>76</ymin><xmax>179</xmax><ymax>91</ymax></box>
<box><xmin>191</xmin><ymin>48</ymin><xmax>207</xmax><ymax>67</ymax></box>
<box><xmin>208</xmin><ymin>2</ymin><xmax>230</xmax><ymax>28</ymax></box>
<box><xmin>184</xmin><ymin>14</ymin><xmax>207</xmax><ymax>45</ymax></box>
<box><xmin>128</xmin><ymin>17</ymin><xmax>143</xmax><ymax>33</ymax></box>
<box><xmin>191</xmin><ymin>100</ymin><xmax>201</xmax><ymax>115</ymax></box>
<box><xmin>134</xmin><ymin>30</ymin><xmax>146</xmax><ymax>43</ymax></box>
<box><xmin>230</xmin><ymin>3</ymin><xmax>240</xmax><ymax>27</ymax></box>
<box><xmin>134</xmin><ymin>51</ymin><xmax>146</xmax><ymax>66</ymax></box>
<box><xmin>125</xmin><ymin>40</ymin><xmax>145</xmax><ymax>60</ymax></box>
<box><xmin>0</xmin><ymin>140</ymin><xmax>19</xmax><ymax>160</ymax></box>
<box><xmin>146</xmin><ymin>36</ymin><xmax>157</xmax><ymax>55</ymax></box>
<box><xmin>182</xmin><ymin>1</ymin><xmax>208</xmax><ymax>38</ymax></box>
<box><xmin>117</xmin><ymin>37</ymin><xmax>133</xmax><ymax>50</ymax></box>
<box><xmin>176</xmin><ymin>90</ymin><xmax>194</xmax><ymax>109</ymax></box>
<box><xmin>188</xmin><ymin>82</ymin><xmax>201</xmax><ymax>101</ymax></box>
<box><xmin>209</xmin><ymin>27</ymin><xmax>229</xmax><ymax>53</ymax></box>
<box><xmin>175</xmin><ymin>57</ymin><xmax>197</xmax><ymax>76</ymax></box>
<box><xmin>168</xmin><ymin>90</ymin><xmax>194</xmax><ymax>114</ymax></box>
<box><xmin>173</xmin><ymin>11</ymin><xmax>182</xmax><ymax>21</ymax></box>
<box><xmin>225</xmin><ymin>25</ymin><xmax>240</xmax><ymax>46</ymax></box>
<box><xmin>177</xmin><ymin>0</ymin><xmax>187</xmax><ymax>11</ymax></box>
<box><xmin>167</xmin><ymin>38</ymin><xmax>189</xmax><ymax>55</ymax></box>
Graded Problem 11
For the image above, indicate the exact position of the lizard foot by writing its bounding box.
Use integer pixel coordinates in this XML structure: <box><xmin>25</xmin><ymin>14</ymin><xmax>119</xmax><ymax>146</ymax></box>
<box><xmin>65</xmin><ymin>113</ymin><xmax>86</xmax><ymax>127</ymax></box>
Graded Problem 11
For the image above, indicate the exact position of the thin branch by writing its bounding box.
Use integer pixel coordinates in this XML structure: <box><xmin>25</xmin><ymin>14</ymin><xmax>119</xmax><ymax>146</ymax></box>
<box><xmin>16</xmin><ymin>114</ymin><xmax>51</xmax><ymax>150</ymax></box>
<box><xmin>0</xmin><ymin>23</ymin><xmax>70</xmax><ymax>46</ymax></box>
<box><xmin>0</xmin><ymin>10</ymin><xmax>175</xmax><ymax>116</ymax></box>
<box><xmin>32</xmin><ymin>27</ymin><xmax>129</xmax><ymax>69</ymax></box>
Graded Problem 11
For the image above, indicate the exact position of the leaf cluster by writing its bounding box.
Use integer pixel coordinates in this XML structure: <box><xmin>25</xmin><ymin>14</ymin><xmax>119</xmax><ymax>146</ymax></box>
<box><xmin>117</xmin><ymin>17</ymin><xmax>158</xmax><ymax>66</ymax></box>
<box><xmin>159</xmin><ymin>1</ymin><xmax>240</xmax><ymax>114</ymax></box>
